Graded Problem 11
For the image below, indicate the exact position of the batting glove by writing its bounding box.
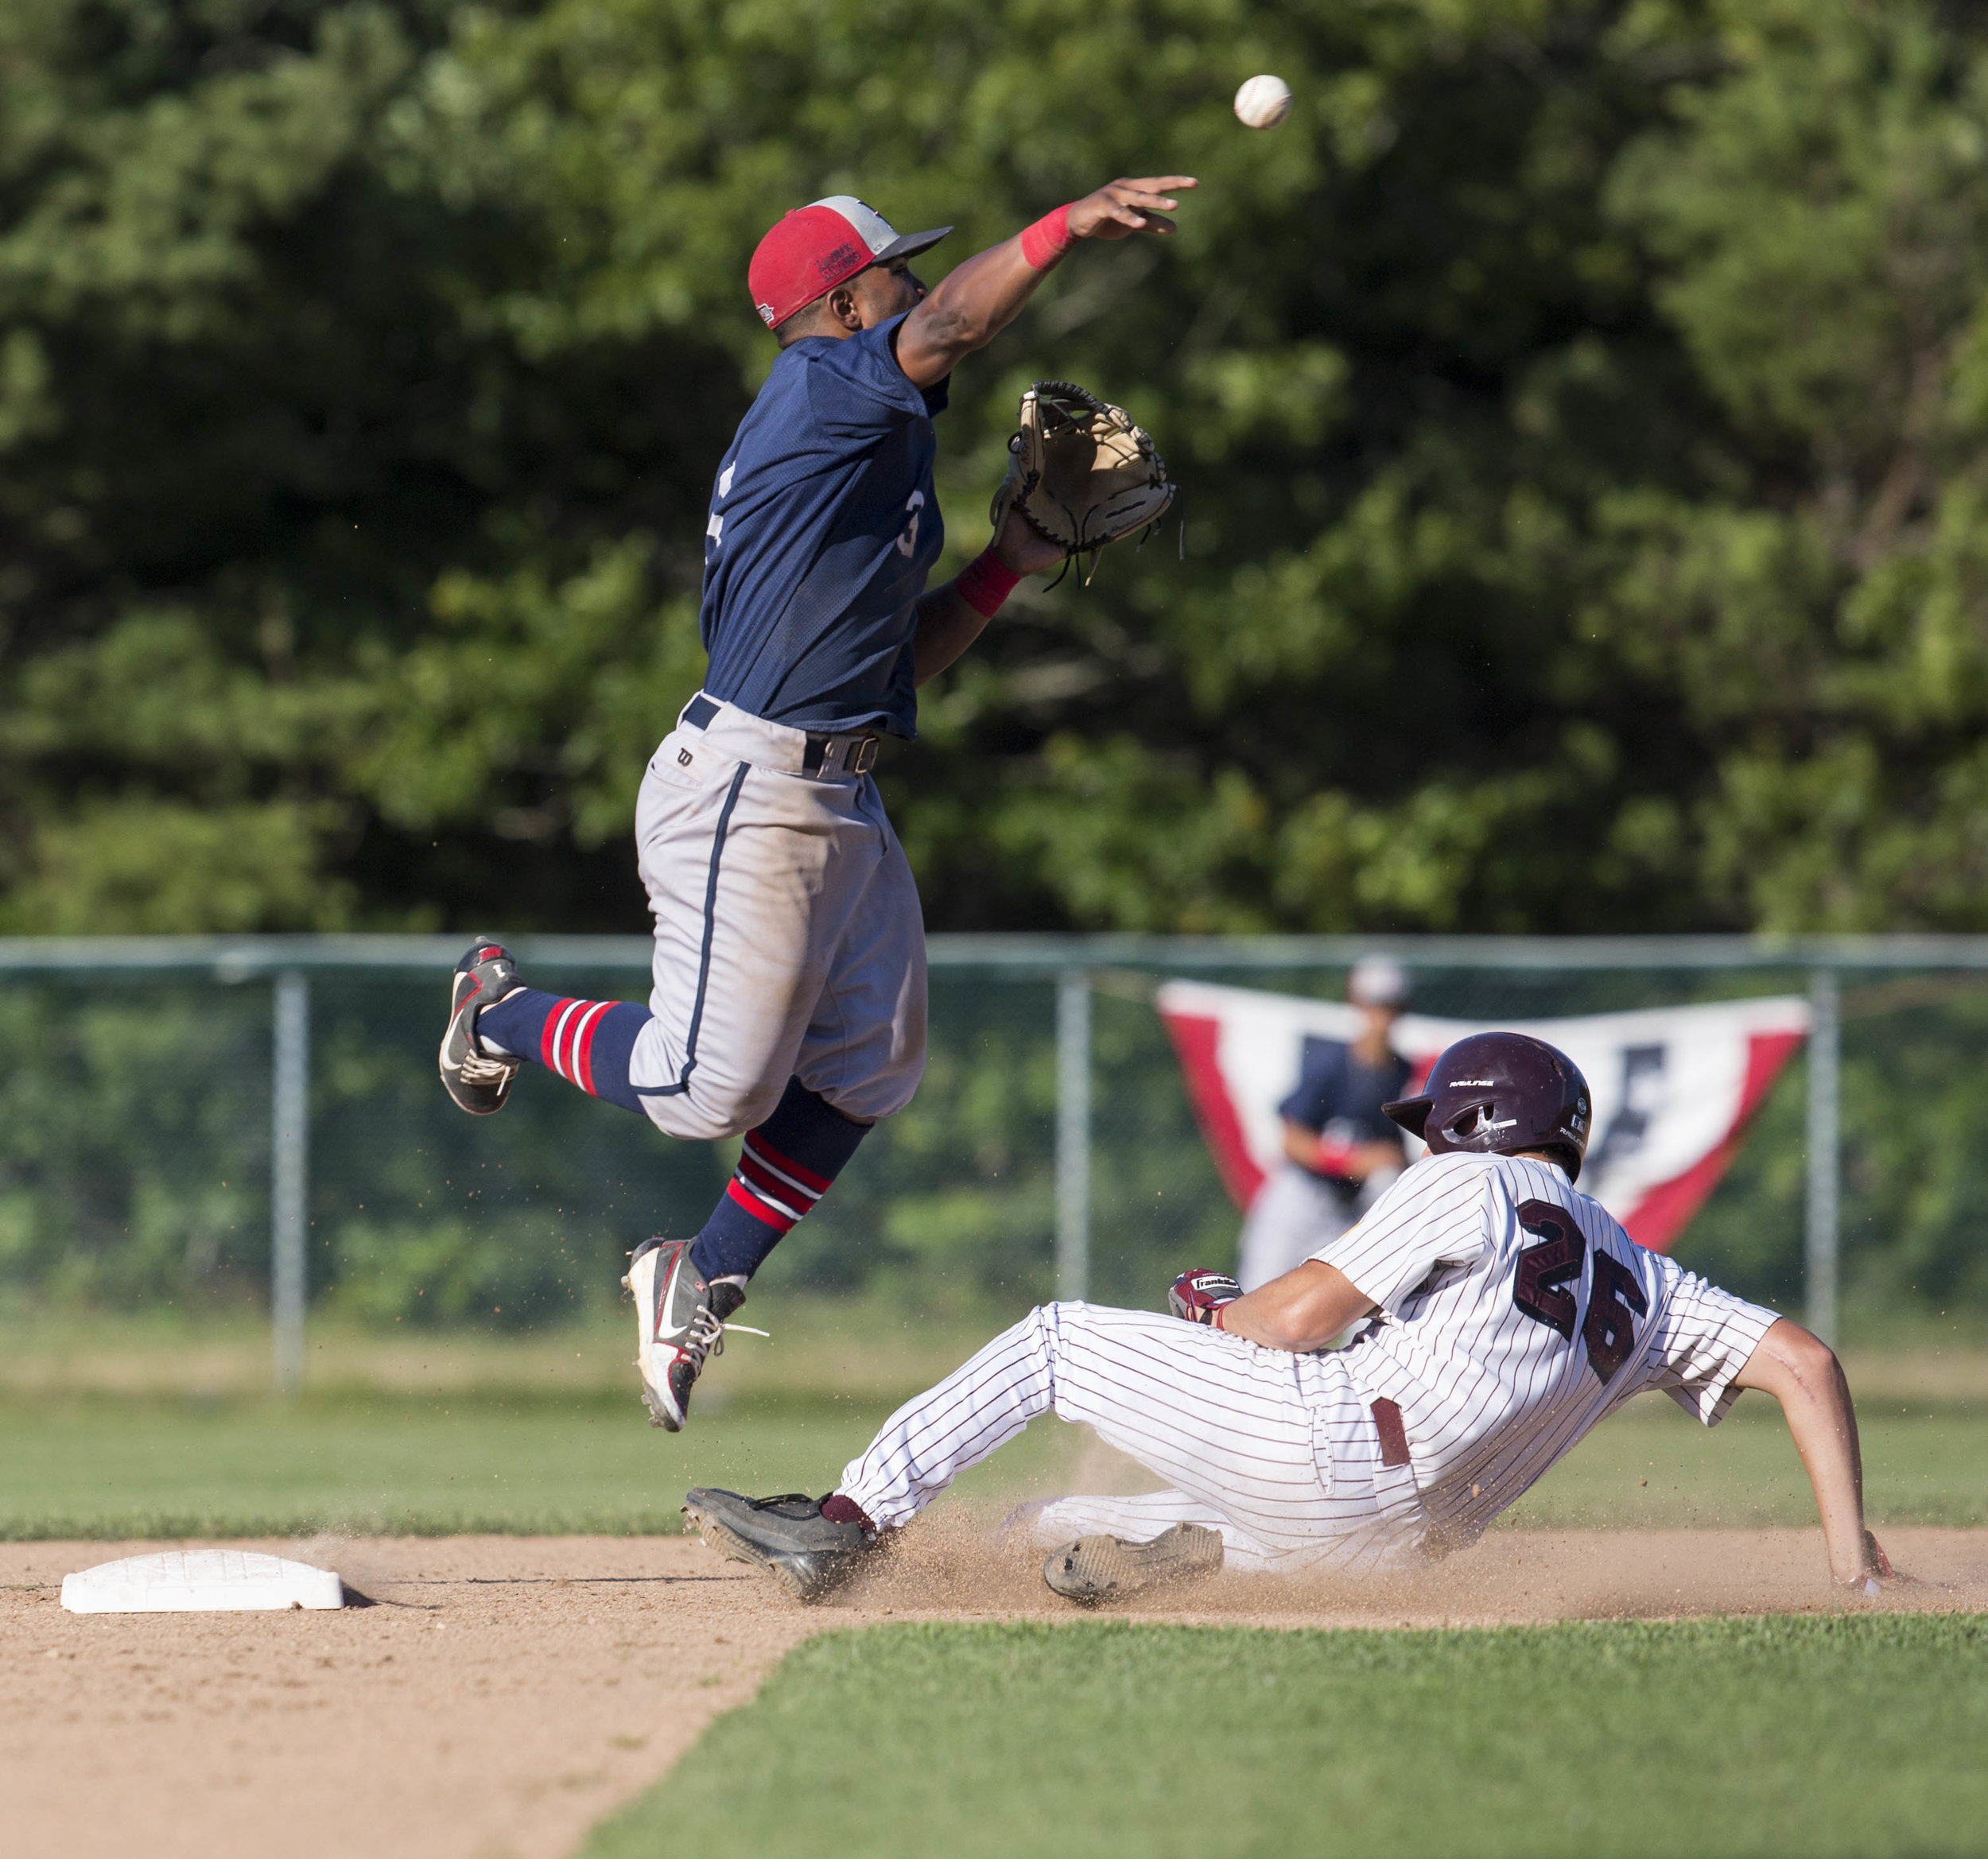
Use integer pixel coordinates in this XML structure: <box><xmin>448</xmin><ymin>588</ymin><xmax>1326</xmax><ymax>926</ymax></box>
<box><xmin>1169</xmin><ymin>1269</ymin><xmax>1242</xmax><ymax>1326</ymax></box>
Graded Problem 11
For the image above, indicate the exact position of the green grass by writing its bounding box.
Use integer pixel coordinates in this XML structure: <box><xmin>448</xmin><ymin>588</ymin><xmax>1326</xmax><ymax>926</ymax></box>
<box><xmin>0</xmin><ymin>1387</ymin><xmax>1102</xmax><ymax>1539</ymax></box>
<box><xmin>1</xmin><ymin>1384</ymin><xmax>1982</xmax><ymax>1540</ymax></box>
<box><xmin>0</xmin><ymin>1303</ymin><xmax>1981</xmax><ymax>1539</ymax></box>
<box><xmin>1504</xmin><ymin>1389</ymin><xmax>1988</xmax><ymax>1528</ymax></box>
<box><xmin>0</xmin><ymin>1391</ymin><xmax>887</xmax><ymax>1537</ymax></box>
<box><xmin>583</xmin><ymin>1616</ymin><xmax>1988</xmax><ymax>1859</ymax></box>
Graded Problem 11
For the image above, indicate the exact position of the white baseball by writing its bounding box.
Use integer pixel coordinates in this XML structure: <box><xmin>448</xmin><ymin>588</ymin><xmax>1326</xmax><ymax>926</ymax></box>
<box><xmin>1234</xmin><ymin>74</ymin><xmax>1292</xmax><ymax>130</ymax></box>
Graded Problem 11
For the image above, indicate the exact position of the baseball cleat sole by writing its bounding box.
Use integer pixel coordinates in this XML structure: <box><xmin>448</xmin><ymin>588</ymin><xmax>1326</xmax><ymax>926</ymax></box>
<box><xmin>1042</xmin><ymin>1522</ymin><xmax>1225</xmax><ymax>1606</ymax></box>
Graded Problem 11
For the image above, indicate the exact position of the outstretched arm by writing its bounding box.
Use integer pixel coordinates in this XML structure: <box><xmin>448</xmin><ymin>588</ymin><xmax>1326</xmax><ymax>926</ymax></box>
<box><xmin>893</xmin><ymin>176</ymin><xmax>1197</xmax><ymax>389</ymax></box>
<box><xmin>1731</xmin><ymin>1318</ymin><xmax>1895</xmax><ymax>1591</ymax></box>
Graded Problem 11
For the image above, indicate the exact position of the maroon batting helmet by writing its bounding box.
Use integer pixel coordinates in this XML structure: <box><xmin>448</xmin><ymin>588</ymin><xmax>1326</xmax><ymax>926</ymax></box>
<box><xmin>1383</xmin><ymin>1031</ymin><xmax>1593</xmax><ymax>1182</ymax></box>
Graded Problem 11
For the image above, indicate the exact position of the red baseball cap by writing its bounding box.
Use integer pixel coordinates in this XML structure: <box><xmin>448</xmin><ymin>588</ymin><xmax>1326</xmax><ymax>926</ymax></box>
<box><xmin>747</xmin><ymin>196</ymin><xmax>952</xmax><ymax>331</ymax></box>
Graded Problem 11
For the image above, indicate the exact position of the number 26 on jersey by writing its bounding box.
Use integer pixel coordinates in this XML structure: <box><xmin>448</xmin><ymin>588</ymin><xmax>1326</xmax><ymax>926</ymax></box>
<box><xmin>1509</xmin><ymin>1200</ymin><xmax>1648</xmax><ymax>1384</ymax></box>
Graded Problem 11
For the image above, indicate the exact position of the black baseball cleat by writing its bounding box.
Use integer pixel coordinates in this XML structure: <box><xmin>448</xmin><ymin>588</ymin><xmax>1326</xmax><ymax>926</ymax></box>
<box><xmin>624</xmin><ymin>1239</ymin><xmax>745</xmax><ymax>1430</ymax></box>
<box><xmin>1042</xmin><ymin>1523</ymin><xmax>1225</xmax><ymax>1606</ymax></box>
<box><xmin>682</xmin><ymin>1489</ymin><xmax>877</xmax><ymax>1603</ymax></box>
<box><xmin>439</xmin><ymin>941</ymin><xmax>526</xmax><ymax>1116</ymax></box>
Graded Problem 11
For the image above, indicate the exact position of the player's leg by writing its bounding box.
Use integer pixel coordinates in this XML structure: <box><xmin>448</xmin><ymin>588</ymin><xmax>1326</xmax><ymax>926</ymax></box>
<box><xmin>629</xmin><ymin>755</ymin><xmax>918</xmax><ymax>1428</ymax></box>
<box><xmin>683</xmin><ymin>1303</ymin><xmax>1338</xmax><ymax>1601</ymax></box>
<box><xmin>432</xmin><ymin>729</ymin><xmax>745</xmax><ymax>1125</ymax></box>
<box><xmin>837</xmin><ymin>1302</ymin><xmax>1339</xmax><ymax>1554</ymax></box>
<box><xmin>789</xmin><ymin>785</ymin><xmax>928</xmax><ymax>1124</ymax></box>
<box><xmin>443</xmin><ymin>712</ymin><xmax>848</xmax><ymax>1136</ymax></box>
<box><xmin>439</xmin><ymin>940</ymin><xmax>656</xmax><ymax>1119</ymax></box>
<box><xmin>671</xmin><ymin>776</ymin><xmax>926</xmax><ymax>1292</ymax></box>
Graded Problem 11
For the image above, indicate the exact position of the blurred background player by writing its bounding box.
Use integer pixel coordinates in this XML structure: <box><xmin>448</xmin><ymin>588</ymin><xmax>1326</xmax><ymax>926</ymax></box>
<box><xmin>1235</xmin><ymin>954</ymin><xmax>1413</xmax><ymax>1290</ymax></box>
<box><xmin>438</xmin><ymin>177</ymin><xmax>1198</xmax><ymax>1432</ymax></box>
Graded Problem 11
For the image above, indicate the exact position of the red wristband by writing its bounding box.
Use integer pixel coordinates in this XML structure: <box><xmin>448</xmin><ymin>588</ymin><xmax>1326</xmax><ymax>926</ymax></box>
<box><xmin>1019</xmin><ymin>204</ymin><xmax>1076</xmax><ymax>270</ymax></box>
<box><xmin>1213</xmin><ymin>1302</ymin><xmax>1227</xmax><ymax>1332</ymax></box>
<box><xmin>954</xmin><ymin>548</ymin><xmax>1021</xmax><ymax>618</ymax></box>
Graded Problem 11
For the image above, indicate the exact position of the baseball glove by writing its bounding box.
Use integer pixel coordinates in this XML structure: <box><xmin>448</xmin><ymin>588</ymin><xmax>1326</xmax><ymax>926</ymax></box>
<box><xmin>989</xmin><ymin>381</ymin><xmax>1176</xmax><ymax>584</ymax></box>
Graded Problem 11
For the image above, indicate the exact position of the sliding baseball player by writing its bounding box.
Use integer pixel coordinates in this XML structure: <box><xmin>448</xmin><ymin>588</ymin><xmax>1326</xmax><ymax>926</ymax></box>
<box><xmin>438</xmin><ymin>177</ymin><xmax>1195</xmax><ymax>1432</ymax></box>
<box><xmin>685</xmin><ymin>1031</ymin><xmax>1897</xmax><ymax>1605</ymax></box>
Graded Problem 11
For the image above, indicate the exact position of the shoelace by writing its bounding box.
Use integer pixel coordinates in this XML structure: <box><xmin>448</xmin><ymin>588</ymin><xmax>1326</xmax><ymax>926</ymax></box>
<box><xmin>458</xmin><ymin>1050</ymin><xmax>518</xmax><ymax>1086</ymax></box>
<box><xmin>680</xmin><ymin>1303</ymin><xmax>726</xmax><ymax>1368</ymax></box>
<box><xmin>676</xmin><ymin>1309</ymin><xmax>769</xmax><ymax>1367</ymax></box>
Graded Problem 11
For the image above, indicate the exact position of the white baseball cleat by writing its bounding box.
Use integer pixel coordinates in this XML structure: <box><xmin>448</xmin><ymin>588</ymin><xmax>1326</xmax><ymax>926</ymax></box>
<box><xmin>623</xmin><ymin>1239</ymin><xmax>745</xmax><ymax>1430</ymax></box>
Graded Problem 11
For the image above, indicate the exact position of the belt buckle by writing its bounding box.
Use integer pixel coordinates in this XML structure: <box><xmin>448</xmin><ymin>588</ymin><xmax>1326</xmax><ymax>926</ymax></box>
<box><xmin>849</xmin><ymin>735</ymin><xmax>879</xmax><ymax>776</ymax></box>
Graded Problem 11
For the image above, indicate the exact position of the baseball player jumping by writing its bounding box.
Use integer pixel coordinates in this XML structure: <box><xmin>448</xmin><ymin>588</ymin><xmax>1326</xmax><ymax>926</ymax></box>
<box><xmin>683</xmin><ymin>1032</ymin><xmax>1899</xmax><ymax>1605</ymax></box>
<box><xmin>437</xmin><ymin>177</ymin><xmax>1197</xmax><ymax>1431</ymax></box>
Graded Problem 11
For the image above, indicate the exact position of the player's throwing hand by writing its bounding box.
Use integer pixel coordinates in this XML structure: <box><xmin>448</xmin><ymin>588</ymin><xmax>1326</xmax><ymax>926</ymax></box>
<box><xmin>1168</xmin><ymin>1269</ymin><xmax>1242</xmax><ymax>1326</ymax></box>
<box><xmin>1066</xmin><ymin>176</ymin><xmax>1199</xmax><ymax>241</ymax></box>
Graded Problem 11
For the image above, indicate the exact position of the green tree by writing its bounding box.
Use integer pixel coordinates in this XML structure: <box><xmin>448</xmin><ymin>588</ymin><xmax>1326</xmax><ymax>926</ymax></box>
<box><xmin>7</xmin><ymin>0</ymin><xmax>1988</xmax><ymax>937</ymax></box>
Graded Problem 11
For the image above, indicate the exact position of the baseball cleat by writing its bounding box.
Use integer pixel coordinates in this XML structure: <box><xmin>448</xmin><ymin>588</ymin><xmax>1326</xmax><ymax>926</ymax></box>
<box><xmin>439</xmin><ymin>941</ymin><xmax>526</xmax><ymax>1116</ymax></box>
<box><xmin>682</xmin><ymin>1488</ymin><xmax>876</xmax><ymax>1603</ymax></box>
<box><xmin>1041</xmin><ymin>1522</ymin><xmax>1224</xmax><ymax>1606</ymax></box>
<box><xmin>624</xmin><ymin>1239</ymin><xmax>743</xmax><ymax>1430</ymax></box>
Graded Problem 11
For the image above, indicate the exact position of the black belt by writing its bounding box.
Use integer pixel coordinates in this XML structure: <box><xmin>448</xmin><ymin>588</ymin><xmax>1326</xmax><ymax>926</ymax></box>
<box><xmin>801</xmin><ymin>732</ymin><xmax>879</xmax><ymax>776</ymax></box>
<box><xmin>681</xmin><ymin>694</ymin><xmax>880</xmax><ymax>777</ymax></box>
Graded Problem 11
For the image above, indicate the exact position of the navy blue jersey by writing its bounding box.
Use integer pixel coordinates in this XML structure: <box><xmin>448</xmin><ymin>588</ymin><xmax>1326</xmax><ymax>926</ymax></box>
<box><xmin>699</xmin><ymin>312</ymin><xmax>948</xmax><ymax>737</ymax></box>
<box><xmin>1279</xmin><ymin>1038</ymin><xmax>1411</xmax><ymax>1181</ymax></box>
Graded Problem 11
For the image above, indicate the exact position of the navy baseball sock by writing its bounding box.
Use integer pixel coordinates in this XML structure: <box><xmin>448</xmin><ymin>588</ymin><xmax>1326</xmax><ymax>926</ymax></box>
<box><xmin>689</xmin><ymin>1077</ymin><xmax>872</xmax><ymax>1283</ymax></box>
<box><xmin>474</xmin><ymin>988</ymin><xmax>650</xmax><ymax>1115</ymax></box>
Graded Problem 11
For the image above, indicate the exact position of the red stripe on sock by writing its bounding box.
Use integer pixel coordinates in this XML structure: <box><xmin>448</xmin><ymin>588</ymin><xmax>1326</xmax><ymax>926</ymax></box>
<box><xmin>556</xmin><ymin>1001</ymin><xmax>586</xmax><ymax>1081</ymax></box>
<box><xmin>732</xmin><ymin>1165</ymin><xmax>808</xmax><ymax>1224</ymax></box>
<box><xmin>560</xmin><ymin>1003</ymin><xmax>589</xmax><ymax>1081</ymax></box>
<box><xmin>540</xmin><ymin>999</ymin><xmax>580</xmax><ymax>1077</ymax></box>
<box><xmin>571</xmin><ymin>1000</ymin><xmax>612</xmax><ymax>1096</ymax></box>
<box><xmin>744</xmin><ymin>1131</ymin><xmax>833</xmax><ymax>1195</ymax></box>
<box><xmin>737</xmin><ymin>1148</ymin><xmax>820</xmax><ymax>1209</ymax></box>
<box><xmin>726</xmin><ymin>1178</ymin><xmax>798</xmax><ymax>1235</ymax></box>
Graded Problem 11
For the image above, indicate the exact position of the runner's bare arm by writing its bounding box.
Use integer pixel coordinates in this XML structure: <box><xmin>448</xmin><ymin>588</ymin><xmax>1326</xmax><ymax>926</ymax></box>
<box><xmin>892</xmin><ymin>177</ymin><xmax>1197</xmax><ymax>389</ymax></box>
<box><xmin>1217</xmin><ymin>1260</ymin><xmax>1379</xmax><ymax>1353</ymax></box>
<box><xmin>1731</xmin><ymin>1318</ymin><xmax>1895</xmax><ymax>1589</ymax></box>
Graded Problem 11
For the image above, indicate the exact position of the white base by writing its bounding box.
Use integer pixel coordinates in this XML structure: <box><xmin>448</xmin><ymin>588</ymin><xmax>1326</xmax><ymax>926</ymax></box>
<box><xmin>61</xmin><ymin>1550</ymin><xmax>344</xmax><ymax>1614</ymax></box>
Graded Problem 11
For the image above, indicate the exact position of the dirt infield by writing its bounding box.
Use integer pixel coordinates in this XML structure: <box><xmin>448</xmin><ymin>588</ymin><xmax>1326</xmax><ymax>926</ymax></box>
<box><xmin>7</xmin><ymin>1526</ymin><xmax>1986</xmax><ymax>1859</ymax></box>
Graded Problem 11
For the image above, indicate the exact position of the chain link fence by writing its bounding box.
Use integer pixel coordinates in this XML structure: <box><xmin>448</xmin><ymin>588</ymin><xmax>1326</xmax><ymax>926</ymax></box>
<box><xmin>2</xmin><ymin>935</ymin><xmax>1986</xmax><ymax>1388</ymax></box>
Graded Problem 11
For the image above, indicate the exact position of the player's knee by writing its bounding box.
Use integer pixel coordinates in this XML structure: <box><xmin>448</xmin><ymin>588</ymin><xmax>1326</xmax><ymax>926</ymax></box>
<box><xmin>646</xmin><ymin>1075</ymin><xmax>785</xmax><ymax>1142</ymax></box>
<box><xmin>815</xmin><ymin>1054</ymin><xmax>924</xmax><ymax>1124</ymax></box>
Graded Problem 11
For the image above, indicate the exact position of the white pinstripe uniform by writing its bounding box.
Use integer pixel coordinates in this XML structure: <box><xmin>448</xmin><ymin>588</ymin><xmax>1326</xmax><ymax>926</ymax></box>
<box><xmin>838</xmin><ymin>1151</ymin><xmax>1781</xmax><ymax>1572</ymax></box>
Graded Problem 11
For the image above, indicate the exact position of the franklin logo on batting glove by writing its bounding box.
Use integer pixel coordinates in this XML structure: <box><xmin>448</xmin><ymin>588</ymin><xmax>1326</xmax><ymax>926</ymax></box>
<box><xmin>1168</xmin><ymin>1270</ymin><xmax>1242</xmax><ymax>1326</ymax></box>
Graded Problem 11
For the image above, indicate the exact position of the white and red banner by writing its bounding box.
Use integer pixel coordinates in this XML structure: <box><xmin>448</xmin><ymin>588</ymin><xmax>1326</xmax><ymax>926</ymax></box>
<box><xmin>1156</xmin><ymin>980</ymin><xmax>1810</xmax><ymax>1252</ymax></box>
